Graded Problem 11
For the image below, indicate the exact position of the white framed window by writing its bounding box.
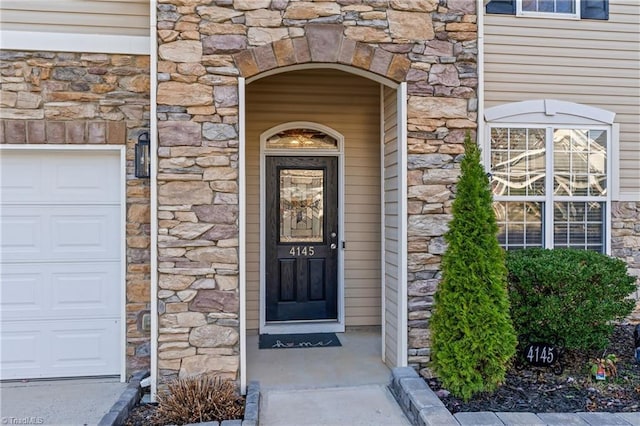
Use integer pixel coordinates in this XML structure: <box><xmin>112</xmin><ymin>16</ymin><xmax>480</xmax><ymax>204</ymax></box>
<box><xmin>486</xmin><ymin>0</ymin><xmax>609</xmax><ymax>20</ymax></box>
<box><xmin>484</xmin><ymin>100</ymin><xmax>617</xmax><ymax>254</ymax></box>
<box><xmin>517</xmin><ymin>0</ymin><xmax>580</xmax><ymax>19</ymax></box>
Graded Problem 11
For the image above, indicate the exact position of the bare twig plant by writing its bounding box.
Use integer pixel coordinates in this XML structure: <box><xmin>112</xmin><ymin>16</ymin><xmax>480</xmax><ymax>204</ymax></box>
<box><xmin>155</xmin><ymin>375</ymin><xmax>244</xmax><ymax>425</ymax></box>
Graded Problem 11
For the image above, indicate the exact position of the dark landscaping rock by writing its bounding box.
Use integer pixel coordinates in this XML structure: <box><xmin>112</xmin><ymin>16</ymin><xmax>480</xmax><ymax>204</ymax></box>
<box><xmin>634</xmin><ymin>324</ymin><xmax>640</xmax><ymax>363</ymax></box>
<box><xmin>428</xmin><ymin>325</ymin><xmax>640</xmax><ymax>414</ymax></box>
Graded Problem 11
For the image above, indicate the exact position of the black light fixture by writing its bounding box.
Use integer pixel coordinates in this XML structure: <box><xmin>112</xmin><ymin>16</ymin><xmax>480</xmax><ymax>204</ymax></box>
<box><xmin>135</xmin><ymin>131</ymin><xmax>150</xmax><ymax>178</ymax></box>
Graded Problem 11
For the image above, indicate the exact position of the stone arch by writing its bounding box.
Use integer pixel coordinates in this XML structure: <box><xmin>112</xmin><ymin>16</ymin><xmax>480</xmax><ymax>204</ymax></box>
<box><xmin>233</xmin><ymin>24</ymin><xmax>411</xmax><ymax>83</ymax></box>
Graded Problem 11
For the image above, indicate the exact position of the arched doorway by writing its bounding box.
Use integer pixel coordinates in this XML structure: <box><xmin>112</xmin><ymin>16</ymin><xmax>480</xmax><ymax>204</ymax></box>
<box><xmin>259</xmin><ymin>122</ymin><xmax>344</xmax><ymax>332</ymax></box>
<box><xmin>239</xmin><ymin>66</ymin><xmax>407</xmax><ymax>389</ymax></box>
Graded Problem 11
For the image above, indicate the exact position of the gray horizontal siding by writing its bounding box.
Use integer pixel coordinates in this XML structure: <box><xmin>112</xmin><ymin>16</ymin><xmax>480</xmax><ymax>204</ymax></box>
<box><xmin>484</xmin><ymin>0</ymin><xmax>640</xmax><ymax>198</ymax></box>
<box><xmin>1</xmin><ymin>0</ymin><xmax>149</xmax><ymax>36</ymax></box>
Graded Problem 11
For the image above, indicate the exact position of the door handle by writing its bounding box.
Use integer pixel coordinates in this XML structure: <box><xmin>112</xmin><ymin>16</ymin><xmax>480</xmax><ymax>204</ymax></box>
<box><xmin>330</xmin><ymin>243</ymin><xmax>337</xmax><ymax>250</ymax></box>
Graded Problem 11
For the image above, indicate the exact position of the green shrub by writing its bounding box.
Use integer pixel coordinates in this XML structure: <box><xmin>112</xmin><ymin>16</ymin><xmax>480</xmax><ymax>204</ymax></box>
<box><xmin>430</xmin><ymin>133</ymin><xmax>517</xmax><ymax>401</ymax></box>
<box><xmin>507</xmin><ymin>248</ymin><xmax>636</xmax><ymax>350</ymax></box>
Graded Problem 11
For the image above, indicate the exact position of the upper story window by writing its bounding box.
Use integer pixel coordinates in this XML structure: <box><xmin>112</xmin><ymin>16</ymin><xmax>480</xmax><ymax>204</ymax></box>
<box><xmin>486</xmin><ymin>0</ymin><xmax>609</xmax><ymax>20</ymax></box>
<box><xmin>484</xmin><ymin>100</ymin><xmax>617</xmax><ymax>254</ymax></box>
<box><xmin>518</xmin><ymin>0</ymin><xmax>579</xmax><ymax>18</ymax></box>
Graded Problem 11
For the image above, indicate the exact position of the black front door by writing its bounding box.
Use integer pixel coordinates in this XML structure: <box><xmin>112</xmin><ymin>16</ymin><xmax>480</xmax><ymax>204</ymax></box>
<box><xmin>265</xmin><ymin>156</ymin><xmax>338</xmax><ymax>322</ymax></box>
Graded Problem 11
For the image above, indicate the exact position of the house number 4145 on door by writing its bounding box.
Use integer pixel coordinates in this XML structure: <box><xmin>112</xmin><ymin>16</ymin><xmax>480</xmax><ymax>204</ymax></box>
<box><xmin>289</xmin><ymin>246</ymin><xmax>315</xmax><ymax>256</ymax></box>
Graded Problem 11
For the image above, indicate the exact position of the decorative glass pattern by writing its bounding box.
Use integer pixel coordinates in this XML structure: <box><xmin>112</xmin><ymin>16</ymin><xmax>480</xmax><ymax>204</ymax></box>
<box><xmin>279</xmin><ymin>169</ymin><xmax>324</xmax><ymax>243</ymax></box>
<box><xmin>553</xmin><ymin>129</ymin><xmax>607</xmax><ymax>196</ymax></box>
<box><xmin>267</xmin><ymin>129</ymin><xmax>338</xmax><ymax>150</ymax></box>
<box><xmin>491</xmin><ymin>127</ymin><xmax>546</xmax><ymax>196</ymax></box>
<box><xmin>490</xmin><ymin>126</ymin><xmax>608</xmax><ymax>253</ymax></box>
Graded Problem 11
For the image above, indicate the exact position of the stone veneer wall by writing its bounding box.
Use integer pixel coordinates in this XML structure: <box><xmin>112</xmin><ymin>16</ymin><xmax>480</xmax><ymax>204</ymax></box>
<box><xmin>0</xmin><ymin>51</ymin><xmax>151</xmax><ymax>373</ymax></box>
<box><xmin>612</xmin><ymin>202</ymin><xmax>640</xmax><ymax>323</ymax></box>
<box><xmin>155</xmin><ymin>0</ymin><xmax>478</xmax><ymax>384</ymax></box>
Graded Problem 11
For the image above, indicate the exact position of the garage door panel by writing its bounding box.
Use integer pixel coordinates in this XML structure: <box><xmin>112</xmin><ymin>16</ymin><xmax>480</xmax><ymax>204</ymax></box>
<box><xmin>51</xmin><ymin>265</ymin><xmax>120</xmax><ymax>317</ymax></box>
<box><xmin>50</xmin><ymin>208</ymin><xmax>120</xmax><ymax>258</ymax></box>
<box><xmin>1</xmin><ymin>151</ymin><xmax>120</xmax><ymax>204</ymax></box>
<box><xmin>1</xmin><ymin>206</ymin><xmax>120</xmax><ymax>261</ymax></box>
<box><xmin>2</xmin><ymin>263</ymin><xmax>120</xmax><ymax>320</ymax></box>
<box><xmin>0</xmin><ymin>271</ymin><xmax>42</xmax><ymax>314</ymax></box>
<box><xmin>51</xmin><ymin>156</ymin><xmax>120</xmax><ymax>203</ymax></box>
<box><xmin>0</xmin><ymin>327</ymin><xmax>43</xmax><ymax>377</ymax></box>
<box><xmin>0</xmin><ymin>155</ymin><xmax>44</xmax><ymax>201</ymax></box>
<box><xmin>51</xmin><ymin>322</ymin><xmax>120</xmax><ymax>370</ymax></box>
<box><xmin>0</xmin><ymin>214</ymin><xmax>42</xmax><ymax>256</ymax></box>
<box><xmin>0</xmin><ymin>319</ymin><xmax>120</xmax><ymax>380</ymax></box>
<box><xmin>1</xmin><ymin>149</ymin><xmax>123</xmax><ymax>380</ymax></box>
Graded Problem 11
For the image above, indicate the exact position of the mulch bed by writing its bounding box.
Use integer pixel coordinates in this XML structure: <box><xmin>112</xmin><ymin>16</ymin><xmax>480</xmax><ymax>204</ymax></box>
<box><xmin>427</xmin><ymin>324</ymin><xmax>640</xmax><ymax>414</ymax></box>
<box><xmin>125</xmin><ymin>403</ymin><xmax>159</xmax><ymax>426</ymax></box>
<box><xmin>124</xmin><ymin>402</ymin><xmax>247</xmax><ymax>426</ymax></box>
<box><xmin>124</xmin><ymin>397</ymin><xmax>245</xmax><ymax>426</ymax></box>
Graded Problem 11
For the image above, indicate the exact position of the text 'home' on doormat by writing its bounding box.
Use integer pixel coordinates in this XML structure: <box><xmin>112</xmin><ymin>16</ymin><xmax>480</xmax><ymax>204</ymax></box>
<box><xmin>259</xmin><ymin>333</ymin><xmax>341</xmax><ymax>349</ymax></box>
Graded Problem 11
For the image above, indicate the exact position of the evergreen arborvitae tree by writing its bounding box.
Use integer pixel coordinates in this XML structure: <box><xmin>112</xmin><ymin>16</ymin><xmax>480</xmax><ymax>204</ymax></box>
<box><xmin>430</xmin><ymin>133</ymin><xmax>517</xmax><ymax>401</ymax></box>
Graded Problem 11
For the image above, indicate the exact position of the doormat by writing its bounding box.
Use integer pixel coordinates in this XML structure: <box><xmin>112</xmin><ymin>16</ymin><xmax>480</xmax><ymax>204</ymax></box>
<box><xmin>259</xmin><ymin>333</ymin><xmax>341</xmax><ymax>349</ymax></box>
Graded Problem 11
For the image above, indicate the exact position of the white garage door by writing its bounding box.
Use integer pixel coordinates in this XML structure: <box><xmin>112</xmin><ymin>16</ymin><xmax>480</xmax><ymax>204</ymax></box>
<box><xmin>1</xmin><ymin>149</ymin><xmax>122</xmax><ymax>380</ymax></box>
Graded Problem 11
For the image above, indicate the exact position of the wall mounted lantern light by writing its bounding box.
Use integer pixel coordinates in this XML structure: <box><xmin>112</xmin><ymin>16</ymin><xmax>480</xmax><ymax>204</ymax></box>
<box><xmin>135</xmin><ymin>131</ymin><xmax>150</xmax><ymax>178</ymax></box>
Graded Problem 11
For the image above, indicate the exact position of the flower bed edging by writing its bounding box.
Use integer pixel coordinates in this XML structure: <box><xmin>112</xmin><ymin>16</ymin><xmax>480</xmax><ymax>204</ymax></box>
<box><xmin>99</xmin><ymin>374</ymin><xmax>259</xmax><ymax>426</ymax></box>
<box><xmin>391</xmin><ymin>367</ymin><xmax>640</xmax><ymax>426</ymax></box>
<box><xmin>389</xmin><ymin>367</ymin><xmax>457</xmax><ymax>426</ymax></box>
<box><xmin>98</xmin><ymin>370</ymin><xmax>150</xmax><ymax>426</ymax></box>
<box><xmin>172</xmin><ymin>380</ymin><xmax>260</xmax><ymax>426</ymax></box>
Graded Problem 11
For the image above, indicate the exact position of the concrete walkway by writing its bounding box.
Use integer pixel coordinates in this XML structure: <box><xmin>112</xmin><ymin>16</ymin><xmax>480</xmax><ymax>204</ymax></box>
<box><xmin>0</xmin><ymin>377</ymin><xmax>127</xmax><ymax>426</ymax></box>
<box><xmin>259</xmin><ymin>384</ymin><xmax>411</xmax><ymax>426</ymax></box>
<box><xmin>249</xmin><ymin>328</ymin><xmax>410</xmax><ymax>425</ymax></box>
<box><xmin>246</xmin><ymin>328</ymin><xmax>390</xmax><ymax>390</ymax></box>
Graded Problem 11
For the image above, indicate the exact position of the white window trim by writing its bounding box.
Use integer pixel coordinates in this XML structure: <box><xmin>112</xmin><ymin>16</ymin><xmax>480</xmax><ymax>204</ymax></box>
<box><xmin>238</xmin><ymin>77</ymin><xmax>246</xmax><ymax>394</ymax></box>
<box><xmin>485</xmin><ymin>100</ymin><xmax>616</xmax><ymax>125</ymax></box>
<box><xmin>397</xmin><ymin>82</ymin><xmax>408</xmax><ymax>368</ymax></box>
<box><xmin>485</xmin><ymin>100</ymin><xmax>617</xmax><ymax>255</ymax></box>
<box><xmin>516</xmin><ymin>0</ymin><xmax>580</xmax><ymax>20</ymax></box>
<box><xmin>486</xmin><ymin>124</ymin><xmax>612</xmax><ymax>254</ymax></box>
<box><xmin>0</xmin><ymin>30</ymin><xmax>150</xmax><ymax>55</ymax></box>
